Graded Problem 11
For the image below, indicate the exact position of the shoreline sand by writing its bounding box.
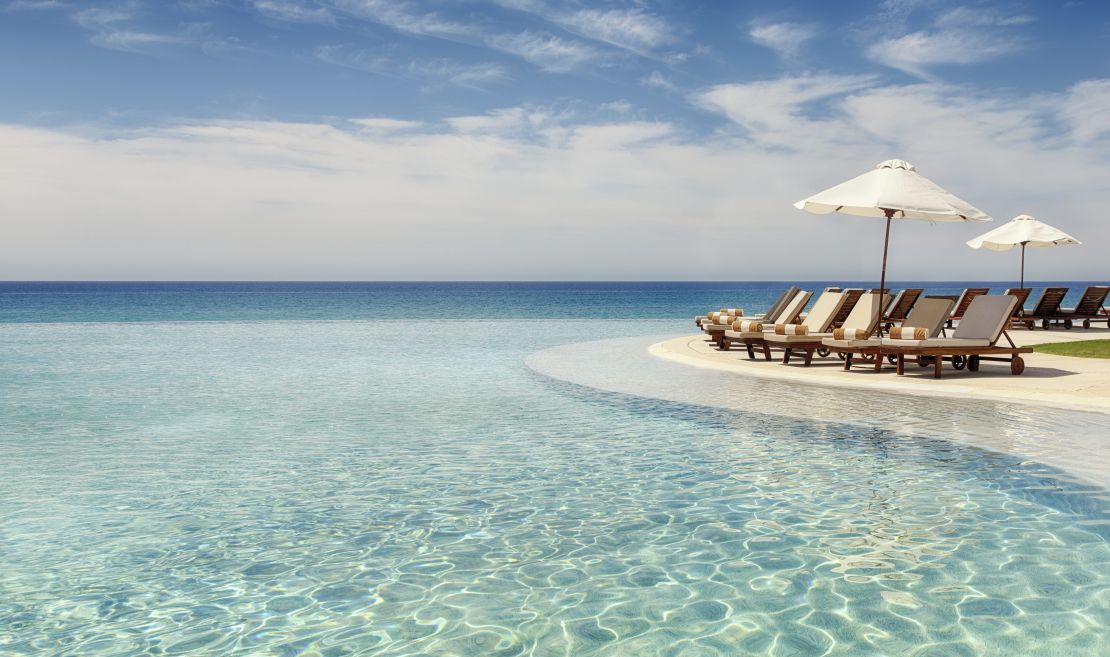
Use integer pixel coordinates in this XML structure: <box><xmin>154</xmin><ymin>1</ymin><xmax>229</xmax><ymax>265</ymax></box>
<box><xmin>651</xmin><ymin>328</ymin><xmax>1110</xmax><ymax>415</ymax></box>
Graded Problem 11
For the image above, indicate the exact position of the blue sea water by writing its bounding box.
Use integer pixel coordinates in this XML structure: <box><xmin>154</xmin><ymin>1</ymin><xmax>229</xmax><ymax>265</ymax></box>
<box><xmin>1</xmin><ymin>282</ymin><xmax>1109</xmax><ymax>656</ymax></box>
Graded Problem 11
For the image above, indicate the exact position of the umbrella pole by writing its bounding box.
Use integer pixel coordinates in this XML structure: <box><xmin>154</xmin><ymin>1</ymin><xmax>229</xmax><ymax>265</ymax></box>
<box><xmin>1020</xmin><ymin>242</ymin><xmax>1026</xmax><ymax>288</ymax></box>
<box><xmin>878</xmin><ymin>209</ymin><xmax>894</xmax><ymax>336</ymax></box>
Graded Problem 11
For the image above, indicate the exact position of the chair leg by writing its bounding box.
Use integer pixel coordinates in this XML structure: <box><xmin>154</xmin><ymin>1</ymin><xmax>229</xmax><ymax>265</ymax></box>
<box><xmin>803</xmin><ymin>348</ymin><xmax>814</xmax><ymax>367</ymax></box>
<box><xmin>934</xmin><ymin>357</ymin><xmax>943</xmax><ymax>379</ymax></box>
<box><xmin>843</xmin><ymin>353</ymin><xmax>852</xmax><ymax>371</ymax></box>
<box><xmin>896</xmin><ymin>354</ymin><xmax>905</xmax><ymax>375</ymax></box>
<box><xmin>783</xmin><ymin>348</ymin><xmax>792</xmax><ymax>364</ymax></box>
<box><xmin>762</xmin><ymin>343</ymin><xmax>771</xmax><ymax>361</ymax></box>
<box><xmin>745</xmin><ymin>342</ymin><xmax>755</xmax><ymax>360</ymax></box>
<box><xmin>720</xmin><ymin>338</ymin><xmax>730</xmax><ymax>351</ymax></box>
<box><xmin>873</xmin><ymin>354</ymin><xmax>883</xmax><ymax>372</ymax></box>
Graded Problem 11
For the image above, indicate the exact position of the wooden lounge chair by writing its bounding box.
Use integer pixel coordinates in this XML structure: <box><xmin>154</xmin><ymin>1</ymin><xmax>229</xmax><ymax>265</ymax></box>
<box><xmin>1007</xmin><ymin>288</ymin><xmax>1030</xmax><ymax>317</ymax></box>
<box><xmin>882</xmin><ymin>288</ymin><xmax>923</xmax><ymax>329</ymax></box>
<box><xmin>765</xmin><ymin>292</ymin><xmax>888</xmax><ymax>366</ymax></box>
<box><xmin>701</xmin><ymin>288</ymin><xmax>804</xmax><ymax>347</ymax></box>
<box><xmin>695</xmin><ymin>286</ymin><xmax>798</xmax><ymax>328</ymax></box>
<box><xmin>828</xmin><ymin>288</ymin><xmax>864</xmax><ymax>328</ymax></box>
<box><xmin>884</xmin><ymin>295</ymin><xmax>1032</xmax><ymax>378</ymax></box>
<box><xmin>720</xmin><ymin>290</ymin><xmax>829</xmax><ymax>359</ymax></box>
<box><xmin>824</xmin><ymin>297</ymin><xmax>954</xmax><ymax>371</ymax></box>
<box><xmin>1057</xmin><ymin>285</ymin><xmax>1110</xmax><ymax>329</ymax></box>
<box><xmin>1017</xmin><ymin>287</ymin><xmax>1069</xmax><ymax>330</ymax></box>
<box><xmin>946</xmin><ymin>288</ymin><xmax>990</xmax><ymax>327</ymax></box>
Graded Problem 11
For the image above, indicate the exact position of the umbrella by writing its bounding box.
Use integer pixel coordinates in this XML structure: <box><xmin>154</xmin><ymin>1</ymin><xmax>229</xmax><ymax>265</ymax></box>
<box><xmin>966</xmin><ymin>214</ymin><xmax>1080</xmax><ymax>287</ymax></box>
<box><xmin>795</xmin><ymin>159</ymin><xmax>991</xmax><ymax>332</ymax></box>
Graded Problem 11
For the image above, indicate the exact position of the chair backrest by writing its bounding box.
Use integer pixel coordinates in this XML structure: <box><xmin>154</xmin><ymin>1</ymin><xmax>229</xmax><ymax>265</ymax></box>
<box><xmin>777</xmin><ymin>290</ymin><xmax>813</xmax><ymax>324</ymax></box>
<box><xmin>800</xmin><ymin>291</ymin><xmax>847</xmax><ymax>332</ymax></box>
<box><xmin>885</xmin><ymin>288</ymin><xmax>923</xmax><ymax>321</ymax></box>
<box><xmin>951</xmin><ymin>288</ymin><xmax>990</xmax><ymax>319</ymax></box>
<box><xmin>1074</xmin><ymin>286</ymin><xmax>1110</xmax><ymax>315</ymax></box>
<box><xmin>902</xmin><ymin>297</ymin><xmax>955</xmax><ymax>337</ymax></box>
<box><xmin>1003</xmin><ymin>288</ymin><xmax>1031</xmax><ymax>316</ymax></box>
<box><xmin>842</xmin><ymin>292</ymin><xmax>891</xmax><ymax>333</ymax></box>
<box><xmin>831</xmin><ymin>288</ymin><xmax>864</xmax><ymax>326</ymax></box>
<box><xmin>952</xmin><ymin>295</ymin><xmax>1019</xmax><ymax>342</ymax></box>
<box><xmin>762</xmin><ymin>286</ymin><xmax>800</xmax><ymax>323</ymax></box>
<box><xmin>1028</xmin><ymin>287</ymin><xmax>1068</xmax><ymax>316</ymax></box>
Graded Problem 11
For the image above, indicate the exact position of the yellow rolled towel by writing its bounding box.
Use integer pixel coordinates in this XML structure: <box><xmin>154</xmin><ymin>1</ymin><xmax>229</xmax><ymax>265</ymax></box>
<box><xmin>832</xmin><ymin>328</ymin><xmax>869</xmax><ymax>340</ymax></box>
<box><xmin>774</xmin><ymin>323</ymin><xmax>808</xmax><ymax>335</ymax></box>
<box><xmin>889</xmin><ymin>326</ymin><xmax>927</xmax><ymax>340</ymax></box>
<box><xmin>719</xmin><ymin>308</ymin><xmax>743</xmax><ymax>317</ymax></box>
<box><xmin>733</xmin><ymin>319</ymin><xmax>763</xmax><ymax>332</ymax></box>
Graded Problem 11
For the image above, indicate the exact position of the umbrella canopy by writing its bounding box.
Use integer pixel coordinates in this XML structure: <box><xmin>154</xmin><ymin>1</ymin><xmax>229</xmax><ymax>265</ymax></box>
<box><xmin>794</xmin><ymin>159</ymin><xmax>991</xmax><ymax>221</ymax></box>
<box><xmin>795</xmin><ymin>159</ymin><xmax>991</xmax><ymax>334</ymax></box>
<box><xmin>966</xmin><ymin>214</ymin><xmax>1080</xmax><ymax>286</ymax></box>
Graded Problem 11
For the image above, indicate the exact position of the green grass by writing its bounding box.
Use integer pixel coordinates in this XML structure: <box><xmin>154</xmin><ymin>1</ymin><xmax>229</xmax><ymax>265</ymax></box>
<box><xmin>1032</xmin><ymin>340</ymin><xmax>1110</xmax><ymax>359</ymax></box>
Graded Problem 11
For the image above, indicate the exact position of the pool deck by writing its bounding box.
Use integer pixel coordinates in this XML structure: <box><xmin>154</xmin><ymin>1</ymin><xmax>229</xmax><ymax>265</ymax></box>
<box><xmin>652</xmin><ymin>327</ymin><xmax>1110</xmax><ymax>415</ymax></box>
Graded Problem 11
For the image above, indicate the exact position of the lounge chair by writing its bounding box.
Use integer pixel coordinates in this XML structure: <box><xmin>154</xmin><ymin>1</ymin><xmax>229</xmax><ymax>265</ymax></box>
<box><xmin>1058</xmin><ymin>285</ymin><xmax>1110</xmax><ymax>329</ymax></box>
<box><xmin>946</xmin><ymin>287</ymin><xmax>990</xmax><ymax>327</ymax></box>
<box><xmin>882</xmin><ymin>288</ymin><xmax>923</xmax><ymax>329</ymax></box>
<box><xmin>697</xmin><ymin>287</ymin><xmax>799</xmax><ymax>345</ymax></box>
<box><xmin>695</xmin><ymin>286</ymin><xmax>798</xmax><ymax>328</ymax></box>
<box><xmin>720</xmin><ymin>290</ymin><xmax>828</xmax><ymax>358</ymax></box>
<box><xmin>884</xmin><ymin>295</ymin><xmax>1032</xmax><ymax>378</ymax></box>
<box><xmin>824</xmin><ymin>297</ymin><xmax>955</xmax><ymax>371</ymax></box>
<box><xmin>1017</xmin><ymin>287</ymin><xmax>1069</xmax><ymax>329</ymax></box>
<box><xmin>829</xmin><ymin>288</ymin><xmax>864</xmax><ymax>328</ymax></box>
<box><xmin>767</xmin><ymin>291</ymin><xmax>889</xmax><ymax>366</ymax></box>
<box><xmin>701</xmin><ymin>288</ymin><xmax>808</xmax><ymax>346</ymax></box>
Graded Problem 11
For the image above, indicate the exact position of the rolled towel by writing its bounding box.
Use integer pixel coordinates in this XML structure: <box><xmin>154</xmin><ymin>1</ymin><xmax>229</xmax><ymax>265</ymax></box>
<box><xmin>733</xmin><ymin>319</ymin><xmax>763</xmax><ymax>332</ymax></box>
<box><xmin>717</xmin><ymin>315</ymin><xmax>737</xmax><ymax>326</ymax></box>
<box><xmin>889</xmin><ymin>326</ymin><xmax>928</xmax><ymax>340</ymax></box>
<box><xmin>832</xmin><ymin>327</ymin><xmax>869</xmax><ymax>340</ymax></box>
<box><xmin>774</xmin><ymin>323</ymin><xmax>808</xmax><ymax>335</ymax></box>
<box><xmin>718</xmin><ymin>308</ymin><xmax>743</xmax><ymax>316</ymax></box>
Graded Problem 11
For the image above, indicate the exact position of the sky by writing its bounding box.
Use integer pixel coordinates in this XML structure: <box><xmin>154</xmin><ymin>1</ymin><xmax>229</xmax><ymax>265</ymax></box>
<box><xmin>1</xmin><ymin>0</ymin><xmax>1109</xmax><ymax>281</ymax></box>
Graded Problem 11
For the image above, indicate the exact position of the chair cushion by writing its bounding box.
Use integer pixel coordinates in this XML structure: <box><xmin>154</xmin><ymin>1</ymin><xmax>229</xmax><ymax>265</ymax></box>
<box><xmin>889</xmin><ymin>326</ymin><xmax>927</xmax><ymax>340</ymax></box>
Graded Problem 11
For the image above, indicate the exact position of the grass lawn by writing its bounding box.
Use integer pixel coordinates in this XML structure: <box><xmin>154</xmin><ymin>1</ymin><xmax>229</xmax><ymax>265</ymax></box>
<box><xmin>1032</xmin><ymin>340</ymin><xmax>1110</xmax><ymax>359</ymax></box>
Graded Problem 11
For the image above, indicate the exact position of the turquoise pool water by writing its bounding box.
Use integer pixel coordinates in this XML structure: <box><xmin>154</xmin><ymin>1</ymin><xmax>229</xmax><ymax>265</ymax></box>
<box><xmin>2</xmin><ymin>285</ymin><xmax>1109</xmax><ymax>656</ymax></box>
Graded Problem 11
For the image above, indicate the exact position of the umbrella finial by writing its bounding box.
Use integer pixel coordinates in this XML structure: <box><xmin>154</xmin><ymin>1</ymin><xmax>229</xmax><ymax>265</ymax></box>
<box><xmin>877</xmin><ymin>159</ymin><xmax>915</xmax><ymax>171</ymax></box>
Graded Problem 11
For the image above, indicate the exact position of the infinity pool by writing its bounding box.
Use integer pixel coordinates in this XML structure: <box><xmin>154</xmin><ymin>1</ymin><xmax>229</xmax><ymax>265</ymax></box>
<box><xmin>2</xmin><ymin>320</ymin><xmax>1108</xmax><ymax>656</ymax></box>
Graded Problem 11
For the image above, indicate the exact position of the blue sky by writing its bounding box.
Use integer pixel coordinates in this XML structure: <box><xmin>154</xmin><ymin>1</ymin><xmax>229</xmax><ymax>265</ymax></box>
<box><xmin>2</xmin><ymin>0</ymin><xmax>1110</xmax><ymax>279</ymax></box>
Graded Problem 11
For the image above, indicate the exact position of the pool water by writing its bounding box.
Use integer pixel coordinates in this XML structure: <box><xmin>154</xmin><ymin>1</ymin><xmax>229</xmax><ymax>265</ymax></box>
<box><xmin>2</xmin><ymin>318</ymin><xmax>1109</xmax><ymax>656</ymax></box>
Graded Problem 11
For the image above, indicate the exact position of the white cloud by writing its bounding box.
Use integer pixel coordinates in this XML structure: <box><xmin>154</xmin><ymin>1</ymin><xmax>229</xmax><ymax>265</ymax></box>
<box><xmin>556</xmin><ymin>8</ymin><xmax>674</xmax><ymax>52</ymax></box>
<box><xmin>641</xmin><ymin>70</ymin><xmax>677</xmax><ymax>92</ymax></box>
<box><xmin>315</xmin><ymin>44</ymin><xmax>389</xmax><ymax>73</ymax></box>
<box><xmin>486</xmin><ymin>31</ymin><xmax>601</xmax><ymax>72</ymax></box>
<box><xmin>693</xmin><ymin>74</ymin><xmax>876</xmax><ymax>148</ymax></box>
<box><xmin>867</xmin><ymin>5</ymin><xmax>1034</xmax><ymax>79</ymax></box>
<box><xmin>4</xmin><ymin>79</ymin><xmax>1110</xmax><ymax>280</ymax></box>
<box><xmin>749</xmin><ymin>21</ymin><xmax>817</xmax><ymax>60</ymax></box>
<box><xmin>330</xmin><ymin>0</ymin><xmax>479</xmax><ymax>38</ymax></box>
<box><xmin>4</xmin><ymin>0</ymin><xmax>67</xmax><ymax>10</ymax></box>
<box><xmin>407</xmin><ymin>60</ymin><xmax>509</xmax><ymax>89</ymax></box>
<box><xmin>252</xmin><ymin>0</ymin><xmax>333</xmax><ymax>23</ymax></box>
<box><xmin>72</xmin><ymin>6</ymin><xmax>188</xmax><ymax>52</ymax></box>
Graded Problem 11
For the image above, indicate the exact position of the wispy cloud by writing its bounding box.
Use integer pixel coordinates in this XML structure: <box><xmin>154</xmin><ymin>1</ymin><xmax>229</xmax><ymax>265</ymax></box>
<box><xmin>494</xmin><ymin>1</ymin><xmax>676</xmax><ymax>57</ymax></box>
<box><xmin>330</xmin><ymin>0</ymin><xmax>479</xmax><ymax>38</ymax></box>
<box><xmin>640</xmin><ymin>70</ymin><xmax>677</xmax><ymax>92</ymax></box>
<box><xmin>72</xmin><ymin>7</ymin><xmax>187</xmax><ymax>52</ymax></box>
<box><xmin>4</xmin><ymin>0</ymin><xmax>67</xmax><ymax>10</ymax></box>
<box><xmin>749</xmin><ymin>21</ymin><xmax>817</xmax><ymax>60</ymax></box>
<box><xmin>866</xmin><ymin>5</ymin><xmax>1034</xmax><ymax>79</ymax></box>
<box><xmin>316</xmin><ymin>45</ymin><xmax>508</xmax><ymax>88</ymax></box>
<box><xmin>486</xmin><ymin>31</ymin><xmax>601</xmax><ymax>72</ymax></box>
<box><xmin>252</xmin><ymin>0</ymin><xmax>333</xmax><ymax>24</ymax></box>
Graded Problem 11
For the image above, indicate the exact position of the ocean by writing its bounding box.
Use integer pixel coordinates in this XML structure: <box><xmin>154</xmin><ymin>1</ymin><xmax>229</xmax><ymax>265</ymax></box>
<box><xmin>1</xmin><ymin>282</ymin><xmax>1108</xmax><ymax>656</ymax></box>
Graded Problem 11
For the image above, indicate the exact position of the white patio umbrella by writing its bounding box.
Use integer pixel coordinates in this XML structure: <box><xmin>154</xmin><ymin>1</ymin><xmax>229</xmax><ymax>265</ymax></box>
<box><xmin>795</xmin><ymin>159</ymin><xmax>991</xmax><ymax>330</ymax></box>
<box><xmin>965</xmin><ymin>214</ymin><xmax>1080</xmax><ymax>287</ymax></box>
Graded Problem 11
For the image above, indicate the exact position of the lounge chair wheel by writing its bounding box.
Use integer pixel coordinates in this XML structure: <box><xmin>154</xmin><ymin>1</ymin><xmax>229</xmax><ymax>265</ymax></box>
<box><xmin>952</xmin><ymin>355</ymin><xmax>967</xmax><ymax>370</ymax></box>
<box><xmin>817</xmin><ymin>347</ymin><xmax>830</xmax><ymax>358</ymax></box>
<box><xmin>916</xmin><ymin>355</ymin><xmax>930</xmax><ymax>368</ymax></box>
<box><xmin>1064</xmin><ymin>319</ymin><xmax>1073</xmax><ymax>330</ymax></box>
<box><xmin>886</xmin><ymin>354</ymin><xmax>897</xmax><ymax>365</ymax></box>
<box><xmin>968</xmin><ymin>355</ymin><xmax>980</xmax><ymax>372</ymax></box>
<box><xmin>1011</xmin><ymin>356</ymin><xmax>1025</xmax><ymax>375</ymax></box>
<box><xmin>720</xmin><ymin>339</ymin><xmax>731</xmax><ymax>351</ymax></box>
<box><xmin>837</xmin><ymin>352</ymin><xmax>847</xmax><ymax>361</ymax></box>
<box><xmin>1042</xmin><ymin>319</ymin><xmax>1050</xmax><ymax>330</ymax></box>
<box><xmin>1084</xmin><ymin>319</ymin><xmax>1091</xmax><ymax>329</ymax></box>
<box><xmin>860</xmin><ymin>353</ymin><xmax>876</xmax><ymax>362</ymax></box>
